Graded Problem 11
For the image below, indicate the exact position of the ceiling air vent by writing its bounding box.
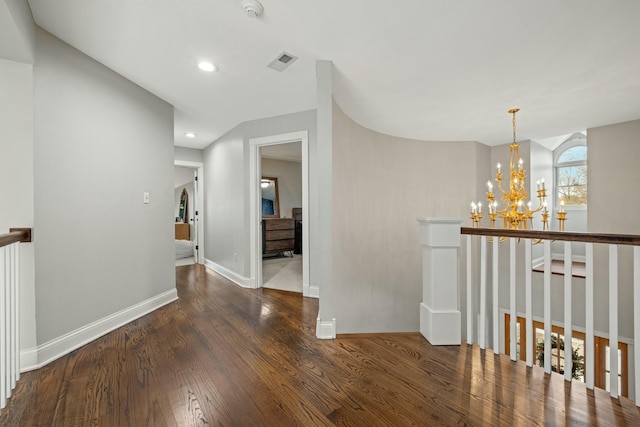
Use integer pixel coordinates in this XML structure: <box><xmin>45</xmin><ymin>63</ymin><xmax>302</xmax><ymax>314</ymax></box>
<box><xmin>268</xmin><ymin>52</ymin><xmax>298</xmax><ymax>72</ymax></box>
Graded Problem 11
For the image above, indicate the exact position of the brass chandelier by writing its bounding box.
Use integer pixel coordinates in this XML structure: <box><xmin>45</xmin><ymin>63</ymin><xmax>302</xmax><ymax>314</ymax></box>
<box><xmin>470</xmin><ymin>108</ymin><xmax>567</xmax><ymax>231</ymax></box>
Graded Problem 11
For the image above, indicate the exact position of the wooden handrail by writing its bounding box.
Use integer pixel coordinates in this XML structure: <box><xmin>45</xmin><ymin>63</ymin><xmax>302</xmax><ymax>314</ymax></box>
<box><xmin>0</xmin><ymin>228</ymin><xmax>32</xmax><ymax>248</ymax></box>
<box><xmin>461</xmin><ymin>227</ymin><xmax>640</xmax><ymax>246</ymax></box>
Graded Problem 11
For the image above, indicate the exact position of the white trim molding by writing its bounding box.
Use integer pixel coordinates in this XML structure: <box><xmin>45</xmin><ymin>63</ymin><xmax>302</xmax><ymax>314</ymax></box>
<box><xmin>304</xmin><ymin>284</ymin><xmax>319</xmax><ymax>299</ymax></box>
<box><xmin>316</xmin><ymin>317</ymin><xmax>336</xmax><ymax>339</ymax></box>
<box><xmin>21</xmin><ymin>288</ymin><xmax>178</xmax><ymax>372</ymax></box>
<box><xmin>204</xmin><ymin>258</ymin><xmax>254</xmax><ymax>288</ymax></box>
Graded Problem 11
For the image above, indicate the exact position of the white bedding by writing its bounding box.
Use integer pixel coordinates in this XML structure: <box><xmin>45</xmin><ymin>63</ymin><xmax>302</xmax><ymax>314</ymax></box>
<box><xmin>175</xmin><ymin>239</ymin><xmax>194</xmax><ymax>259</ymax></box>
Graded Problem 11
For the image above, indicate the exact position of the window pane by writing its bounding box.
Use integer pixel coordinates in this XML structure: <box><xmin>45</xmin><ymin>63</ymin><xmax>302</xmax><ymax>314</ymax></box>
<box><xmin>558</xmin><ymin>187</ymin><xmax>588</xmax><ymax>205</ymax></box>
<box><xmin>557</xmin><ymin>146</ymin><xmax>587</xmax><ymax>163</ymax></box>
<box><xmin>557</xmin><ymin>166</ymin><xmax>587</xmax><ymax>186</ymax></box>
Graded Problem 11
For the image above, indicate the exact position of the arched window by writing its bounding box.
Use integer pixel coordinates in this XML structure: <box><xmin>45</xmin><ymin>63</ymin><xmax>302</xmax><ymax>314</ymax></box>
<box><xmin>554</xmin><ymin>133</ymin><xmax>587</xmax><ymax>207</ymax></box>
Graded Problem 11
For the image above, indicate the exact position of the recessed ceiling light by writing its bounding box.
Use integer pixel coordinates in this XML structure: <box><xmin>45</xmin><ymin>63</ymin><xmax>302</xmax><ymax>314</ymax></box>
<box><xmin>185</xmin><ymin>132</ymin><xmax>196</xmax><ymax>138</ymax></box>
<box><xmin>198</xmin><ymin>61</ymin><xmax>217</xmax><ymax>72</ymax></box>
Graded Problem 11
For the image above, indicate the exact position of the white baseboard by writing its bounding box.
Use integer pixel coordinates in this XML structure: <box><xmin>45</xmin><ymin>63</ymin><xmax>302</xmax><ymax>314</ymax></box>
<box><xmin>20</xmin><ymin>288</ymin><xmax>178</xmax><ymax>372</ymax></box>
<box><xmin>204</xmin><ymin>258</ymin><xmax>254</xmax><ymax>288</ymax></box>
<box><xmin>316</xmin><ymin>317</ymin><xmax>336</xmax><ymax>339</ymax></box>
<box><xmin>20</xmin><ymin>347</ymin><xmax>38</xmax><ymax>372</ymax></box>
<box><xmin>303</xmin><ymin>284</ymin><xmax>319</xmax><ymax>298</ymax></box>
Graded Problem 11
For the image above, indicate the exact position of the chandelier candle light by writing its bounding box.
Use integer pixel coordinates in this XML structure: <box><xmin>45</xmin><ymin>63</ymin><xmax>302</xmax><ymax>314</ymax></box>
<box><xmin>470</xmin><ymin>108</ymin><xmax>567</xmax><ymax>231</ymax></box>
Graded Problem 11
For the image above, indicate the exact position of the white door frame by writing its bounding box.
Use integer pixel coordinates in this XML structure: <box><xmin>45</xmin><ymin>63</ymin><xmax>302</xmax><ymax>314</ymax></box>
<box><xmin>249</xmin><ymin>131</ymin><xmax>311</xmax><ymax>296</ymax></box>
<box><xmin>174</xmin><ymin>160</ymin><xmax>205</xmax><ymax>264</ymax></box>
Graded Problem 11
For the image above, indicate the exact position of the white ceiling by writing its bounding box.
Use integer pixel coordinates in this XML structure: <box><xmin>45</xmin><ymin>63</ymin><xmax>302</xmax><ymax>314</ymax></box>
<box><xmin>27</xmin><ymin>0</ymin><xmax>640</xmax><ymax>150</ymax></box>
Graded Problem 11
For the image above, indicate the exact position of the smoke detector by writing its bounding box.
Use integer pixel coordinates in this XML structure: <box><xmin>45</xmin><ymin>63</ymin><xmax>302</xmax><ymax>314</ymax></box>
<box><xmin>241</xmin><ymin>0</ymin><xmax>263</xmax><ymax>18</ymax></box>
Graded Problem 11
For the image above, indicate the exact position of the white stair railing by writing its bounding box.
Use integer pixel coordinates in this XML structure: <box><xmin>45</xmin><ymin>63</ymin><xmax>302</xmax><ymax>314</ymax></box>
<box><xmin>461</xmin><ymin>227</ymin><xmax>640</xmax><ymax>405</ymax></box>
<box><xmin>0</xmin><ymin>228</ymin><xmax>30</xmax><ymax>410</ymax></box>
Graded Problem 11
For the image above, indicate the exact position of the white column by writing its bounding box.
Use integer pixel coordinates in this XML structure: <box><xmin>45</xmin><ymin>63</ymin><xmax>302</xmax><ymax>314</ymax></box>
<box><xmin>417</xmin><ymin>218</ymin><xmax>463</xmax><ymax>345</ymax></box>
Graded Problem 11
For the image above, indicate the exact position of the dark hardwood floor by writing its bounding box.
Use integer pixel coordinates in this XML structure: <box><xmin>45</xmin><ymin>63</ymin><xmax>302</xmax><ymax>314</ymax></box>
<box><xmin>2</xmin><ymin>264</ymin><xmax>640</xmax><ymax>426</ymax></box>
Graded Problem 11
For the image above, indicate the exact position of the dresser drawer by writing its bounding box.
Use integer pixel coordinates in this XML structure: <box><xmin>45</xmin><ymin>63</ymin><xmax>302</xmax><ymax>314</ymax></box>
<box><xmin>264</xmin><ymin>218</ymin><xmax>295</xmax><ymax>230</ymax></box>
<box><xmin>266</xmin><ymin>229</ymin><xmax>294</xmax><ymax>240</ymax></box>
<box><xmin>265</xmin><ymin>239</ymin><xmax>295</xmax><ymax>252</ymax></box>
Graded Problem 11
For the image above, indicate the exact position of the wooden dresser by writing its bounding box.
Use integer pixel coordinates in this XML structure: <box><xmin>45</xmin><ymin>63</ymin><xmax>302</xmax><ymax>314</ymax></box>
<box><xmin>262</xmin><ymin>218</ymin><xmax>295</xmax><ymax>255</ymax></box>
<box><xmin>175</xmin><ymin>223</ymin><xmax>190</xmax><ymax>240</ymax></box>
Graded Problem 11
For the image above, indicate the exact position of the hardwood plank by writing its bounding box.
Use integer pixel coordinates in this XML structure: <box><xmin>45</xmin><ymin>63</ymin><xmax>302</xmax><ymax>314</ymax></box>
<box><xmin>2</xmin><ymin>264</ymin><xmax>640</xmax><ymax>426</ymax></box>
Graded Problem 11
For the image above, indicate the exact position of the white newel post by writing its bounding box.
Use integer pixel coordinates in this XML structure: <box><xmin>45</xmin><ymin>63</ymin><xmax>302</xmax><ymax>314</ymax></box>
<box><xmin>417</xmin><ymin>218</ymin><xmax>463</xmax><ymax>345</ymax></box>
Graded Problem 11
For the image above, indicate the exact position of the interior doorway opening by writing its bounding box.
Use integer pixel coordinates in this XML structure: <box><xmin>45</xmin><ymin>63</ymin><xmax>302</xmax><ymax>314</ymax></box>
<box><xmin>174</xmin><ymin>160</ymin><xmax>204</xmax><ymax>267</ymax></box>
<box><xmin>249</xmin><ymin>131</ymin><xmax>312</xmax><ymax>297</ymax></box>
<box><xmin>260</xmin><ymin>143</ymin><xmax>303</xmax><ymax>292</ymax></box>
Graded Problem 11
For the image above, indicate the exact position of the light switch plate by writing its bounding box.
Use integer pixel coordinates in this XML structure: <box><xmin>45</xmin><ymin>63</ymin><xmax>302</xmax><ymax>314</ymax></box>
<box><xmin>143</xmin><ymin>192</ymin><xmax>150</xmax><ymax>204</ymax></box>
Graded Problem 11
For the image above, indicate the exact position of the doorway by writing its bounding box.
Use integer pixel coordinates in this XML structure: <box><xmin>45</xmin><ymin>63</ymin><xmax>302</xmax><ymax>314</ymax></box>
<box><xmin>261</xmin><ymin>142</ymin><xmax>303</xmax><ymax>292</ymax></box>
<box><xmin>174</xmin><ymin>160</ymin><xmax>204</xmax><ymax>266</ymax></box>
<box><xmin>249</xmin><ymin>131</ymin><xmax>311</xmax><ymax>296</ymax></box>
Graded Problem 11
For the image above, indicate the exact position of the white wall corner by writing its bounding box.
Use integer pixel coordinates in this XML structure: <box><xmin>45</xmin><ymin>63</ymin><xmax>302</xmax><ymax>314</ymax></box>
<box><xmin>304</xmin><ymin>284</ymin><xmax>319</xmax><ymax>299</ymax></box>
<box><xmin>316</xmin><ymin>317</ymin><xmax>336</xmax><ymax>339</ymax></box>
<box><xmin>19</xmin><ymin>347</ymin><xmax>39</xmax><ymax>372</ymax></box>
<box><xmin>22</xmin><ymin>288</ymin><xmax>178</xmax><ymax>372</ymax></box>
<box><xmin>204</xmin><ymin>258</ymin><xmax>255</xmax><ymax>288</ymax></box>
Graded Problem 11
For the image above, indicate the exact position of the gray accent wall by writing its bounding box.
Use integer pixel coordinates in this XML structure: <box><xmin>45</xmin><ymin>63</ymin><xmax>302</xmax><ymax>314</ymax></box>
<box><xmin>331</xmin><ymin>101</ymin><xmax>488</xmax><ymax>333</ymax></box>
<box><xmin>589</xmin><ymin>119</ymin><xmax>640</xmax><ymax>340</ymax></box>
<box><xmin>175</xmin><ymin>146</ymin><xmax>204</xmax><ymax>164</ymax></box>
<box><xmin>33</xmin><ymin>29</ymin><xmax>175</xmax><ymax>344</ymax></box>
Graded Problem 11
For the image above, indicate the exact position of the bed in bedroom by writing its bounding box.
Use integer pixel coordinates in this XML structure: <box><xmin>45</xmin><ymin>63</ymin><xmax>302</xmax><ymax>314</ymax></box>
<box><xmin>175</xmin><ymin>239</ymin><xmax>194</xmax><ymax>260</ymax></box>
<box><xmin>175</xmin><ymin>223</ymin><xmax>194</xmax><ymax>265</ymax></box>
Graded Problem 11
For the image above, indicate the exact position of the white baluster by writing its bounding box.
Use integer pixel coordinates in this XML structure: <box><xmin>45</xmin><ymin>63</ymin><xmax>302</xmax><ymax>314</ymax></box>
<box><xmin>525</xmin><ymin>238</ymin><xmax>533</xmax><ymax>367</ymax></box>
<box><xmin>479</xmin><ymin>236</ymin><xmax>487</xmax><ymax>349</ymax></box>
<box><xmin>467</xmin><ymin>235</ymin><xmax>473</xmax><ymax>344</ymax></box>
<box><xmin>544</xmin><ymin>240</ymin><xmax>551</xmax><ymax>373</ymax></box>
<box><xmin>634</xmin><ymin>245</ymin><xmax>640</xmax><ymax>405</ymax></box>
<box><xmin>609</xmin><ymin>244</ymin><xmax>619</xmax><ymax>398</ymax></box>
<box><xmin>13</xmin><ymin>243</ymin><xmax>19</xmax><ymax>384</ymax></box>
<box><xmin>564</xmin><ymin>241</ymin><xmax>572</xmax><ymax>381</ymax></box>
<box><xmin>493</xmin><ymin>237</ymin><xmax>499</xmax><ymax>354</ymax></box>
<box><xmin>586</xmin><ymin>243</ymin><xmax>594</xmax><ymax>390</ymax></box>
<box><xmin>1</xmin><ymin>246</ymin><xmax>6</xmax><ymax>409</ymax></box>
<box><xmin>510</xmin><ymin>237</ymin><xmax>516</xmax><ymax>361</ymax></box>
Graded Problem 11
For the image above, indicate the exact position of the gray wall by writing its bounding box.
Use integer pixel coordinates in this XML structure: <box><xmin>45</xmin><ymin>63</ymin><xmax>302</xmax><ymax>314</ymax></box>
<box><xmin>0</xmin><ymin>58</ymin><xmax>36</xmax><ymax>350</ymax></box>
<box><xmin>332</xmin><ymin>101</ymin><xmax>488</xmax><ymax>333</ymax></box>
<box><xmin>174</xmin><ymin>165</ymin><xmax>194</xmax><ymax>188</ymax></box>
<box><xmin>261</xmin><ymin>157</ymin><xmax>302</xmax><ymax>219</ymax></box>
<box><xmin>202</xmin><ymin>110</ymin><xmax>317</xmax><ymax>279</ymax></box>
<box><xmin>175</xmin><ymin>146</ymin><xmax>204</xmax><ymax>164</ymax></box>
<box><xmin>33</xmin><ymin>29</ymin><xmax>175</xmax><ymax>344</ymax></box>
<box><xmin>588</xmin><ymin>118</ymin><xmax>640</xmax><ymax>340</ymax></box>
